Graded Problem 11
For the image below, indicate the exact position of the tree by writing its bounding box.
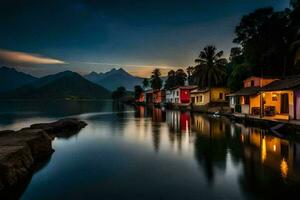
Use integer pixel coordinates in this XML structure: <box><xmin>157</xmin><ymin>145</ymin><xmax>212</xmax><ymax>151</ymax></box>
<box><xmin>134</xmin><ymin>85</ymin><xmax>144</xmax><ymax>99</ymax></box>
<box><xmin>227</xmin><ymin>47</ymin><xmax>250</xmax><ymax>91</ymax></box>
<box><xmin>164</xmin><ymin>70</ymin><xmax>176</xmax><ymax>89</ymax></box>
<box><xmin>186</xmin><ymin>66</ymin><xmax>194</xmax><ymax>85</ymax></box>
<box><xmin>142</xmin><ymin>78</ymin><xmax>149</xmax><ymax>89</ymax></box>
<box><xmin>112</xmin><ymin>86</ymin><xmax>126</xmax><ymax>100</ymax></box>
<box><xmin>193</xmin><ymin>45</ymin><xmax>228</xmax><ymax>88</ymax></box>
<box><xmin>289</xmin><ymin>0</ymin><xmax>300</xmax><ymax>71</ymax></box>
<box><xmin>175</xmin><ymin>69</ymin><xmax>187</xmax><ymax>86</ymax></box>
<box><xmin>233</xmin><ymin>7</ymin><xmax>290</xmax><ymax>76</ymax></box>
<box><xmin>150</xmin><ymin>68</ymin><xmax>162</xmax><ymax>90</ymax></box>
<box><xmin>229</xmin><ymin>47</ymin><xmax>242</xmax><ymax>62</ymax></box>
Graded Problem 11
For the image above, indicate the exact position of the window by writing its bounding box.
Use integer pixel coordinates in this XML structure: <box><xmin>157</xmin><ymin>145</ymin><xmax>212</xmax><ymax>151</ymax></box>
<box><xmin>176</xmin><ymin>91</ymin><xmax>179</xmax><ymax>96</ymax></box>
<box><xmin>196</xmin><ymin>96</ymin><xmax>199</xmax><ymax>102</ymax></box>
<box><xmin>251</xmin><ymin>80</ymin><xmax>255</xmax><ymax>87</ymax></box>
<box><xmin>272</xmin><ymin>94</ymin><xmax>278</xmax><ymax>101</ymax></box>
<box><xmin>219</xmin><ymin>93</ymin><xmax>223</xmax><ymax>100</ymax></box>
<box><xmin>199</xmin><ymin>95</ymin><xmax>203</xmax><ymax>102</ymax></box>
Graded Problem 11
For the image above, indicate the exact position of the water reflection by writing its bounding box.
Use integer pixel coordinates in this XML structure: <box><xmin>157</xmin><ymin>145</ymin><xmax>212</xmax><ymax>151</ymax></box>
<box><xmin>134</xmin><ymin>106</ymin><xmax>300</xmax><ymax>198</ymax></box>
<box><xmin>1</xmin><ymin>103</ymin><xmax>300</xmax><ymax>199</ymax></box>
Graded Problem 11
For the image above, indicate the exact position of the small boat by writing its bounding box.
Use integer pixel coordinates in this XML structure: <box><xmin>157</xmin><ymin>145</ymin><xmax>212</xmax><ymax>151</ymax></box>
<box><xmin>212</xmin><ymin>112</ymin><xmax>220</xmax><ymax>118</ymax></box>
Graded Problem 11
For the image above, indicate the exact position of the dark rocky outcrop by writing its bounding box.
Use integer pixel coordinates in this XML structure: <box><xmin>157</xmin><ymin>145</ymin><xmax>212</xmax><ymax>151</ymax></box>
<box><xmin>0</xmin><ymin>118</ymin><xmax>87</xmax><ymax>192</ymax></box>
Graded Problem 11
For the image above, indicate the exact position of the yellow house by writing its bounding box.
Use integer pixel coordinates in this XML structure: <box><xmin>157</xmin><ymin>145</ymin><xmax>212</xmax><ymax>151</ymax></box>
<box><xmin>190</xmin><ymin>87</ymin><xmax>230</xmax><ymax>107</ymax></box>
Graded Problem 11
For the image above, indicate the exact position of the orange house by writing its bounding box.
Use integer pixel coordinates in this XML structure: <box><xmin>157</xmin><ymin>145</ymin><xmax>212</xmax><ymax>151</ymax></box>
<box><xmin>153</xmin><ymin>89</ymin><xmax>166</xmax><ymax>104</ymax></box>
<box><xmin>229</xmin><ymin>76</ymin><xmax>278</xmax><ymax>115</ymax></box>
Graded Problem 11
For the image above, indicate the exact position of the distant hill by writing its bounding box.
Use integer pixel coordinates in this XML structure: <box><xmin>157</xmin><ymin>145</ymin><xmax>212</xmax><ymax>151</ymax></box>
<box><xmin>1</xmin><ymin>71</ymin><xmax>111</xmax><ymax>99</ymax></box>
<box><xmin>0</xmin><ymin>66</ymin><xmax>38</xmax><ymax>93</ymax></box>
<box><xmin>84</xmin><ymin>68</ymin><xmax>143</xmax><ymax>91</ymax></box>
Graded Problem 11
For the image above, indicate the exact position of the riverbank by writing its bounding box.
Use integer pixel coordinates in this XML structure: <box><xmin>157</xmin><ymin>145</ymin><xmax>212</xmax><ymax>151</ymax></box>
<box><xmin>137</xmin><ymin>103</ymin><xmax>300</xmax><ymax>131</ymax></box>
<box><xmin>0</xmin><ymin>118</ymin><xmax>87</xmax><ymax>193</ymax></box>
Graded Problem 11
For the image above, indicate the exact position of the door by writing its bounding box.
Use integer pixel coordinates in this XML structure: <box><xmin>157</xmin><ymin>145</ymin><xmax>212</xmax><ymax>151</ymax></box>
<box><xmin>280</xmin><ymin>93</ymin><xmax>289</xmax><ymax>114</ymax></box>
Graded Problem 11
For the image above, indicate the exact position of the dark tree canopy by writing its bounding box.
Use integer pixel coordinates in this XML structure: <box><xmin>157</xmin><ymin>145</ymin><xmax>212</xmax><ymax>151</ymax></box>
<box><xmin>165</xmin><ymin>70</ymin><xmax>176</xmax><ymax>89</ymax></box>
<box><xmin>175</xmin><ymin>69</ymin><xmax>187</xmax><ymax>86</ymax></box>
<box><xmin>112</xmin><ymin>86</ymin><xmax>126</xmax><ymax>99</ymax></box>
<box><xmin>142</xmin><ymin>78</ymin><xmax>149</xmax><ymax>89</ymax></box>
<box><xmin>134</xmin><ymin>85</ymin><xmax>144</xmax><ymax>99</ymax></box>
<box><xmin>150</xmin><ymin>68</ymin><xmax>162</xmax><ymax>90</ymax></box>
<box><xmin>233</xmin><ymin>7</ymin><xmax>291</xmax><ymax>76</ymax></box>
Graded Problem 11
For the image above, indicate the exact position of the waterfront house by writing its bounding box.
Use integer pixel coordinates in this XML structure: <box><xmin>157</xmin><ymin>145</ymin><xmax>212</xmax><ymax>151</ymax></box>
<box><xmin>260</xmin><ymin>76</ymin><xmax>300</xmax><ymax>120</ymax></box>
<box><xmin>228</xmin><ymin>76</ymin><xmax>278</xmax><ymax>115</ymax></box>
<box><xmin>153</xmin><ymin>89</ymin><xmax>166</xmax><ymax>105</ymax></box>
<box><xmin>190</xmin><ymin>87</ymin><xmax>230</xmax><ymax>108</ymax></box>
<box><xmin>166</xmin><ymin>86</ymin><xmax>197</xmax><ymax>105</ymax></box>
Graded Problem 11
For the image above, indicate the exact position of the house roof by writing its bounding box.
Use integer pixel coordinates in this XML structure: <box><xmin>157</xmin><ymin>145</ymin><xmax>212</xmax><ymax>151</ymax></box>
<box><xmin>227</xmin><ymin>86</ymin><xmax>261</xmax><ymax>96</ymax></box>
<box><xmin>191</xmin><ymin>88</ymin><xmax>209</xmax><ymax>94</ymax></box>
<box><xmin>261</xmin><ymin>75</ymin><xmax>300</xmax><ymax>91</ymax></box>
<box><xmin>168</xmin><ymin>85</ymin><xmax>198</xmax><ymax>90</ymax></box>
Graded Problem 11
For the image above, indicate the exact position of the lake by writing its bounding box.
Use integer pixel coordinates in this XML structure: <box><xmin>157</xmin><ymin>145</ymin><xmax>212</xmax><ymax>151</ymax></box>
<box><xmin>1</xmin><ymin>100</ymin><xmax>300</xmax><ymax>200</ymax></box>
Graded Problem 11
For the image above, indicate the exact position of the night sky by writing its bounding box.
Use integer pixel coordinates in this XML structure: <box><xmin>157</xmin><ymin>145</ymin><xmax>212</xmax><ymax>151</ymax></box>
<box><xmin>0</xmin><ymin>0</ymin><xmax>290</xmax><ymax>77</ymax></box>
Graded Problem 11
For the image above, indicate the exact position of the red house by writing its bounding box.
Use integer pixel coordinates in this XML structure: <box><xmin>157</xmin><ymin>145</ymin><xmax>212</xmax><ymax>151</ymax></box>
<box><xmin>166</xmin><ymin>86</ymin><xmax>197</xmax><ymax>105</ymax></box>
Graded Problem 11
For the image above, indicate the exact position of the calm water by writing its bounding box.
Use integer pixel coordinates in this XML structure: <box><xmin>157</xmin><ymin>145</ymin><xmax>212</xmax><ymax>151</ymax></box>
<box><xmin>1</xmin><ymin>100</ymin><xmax>300</xmax><ymax>200</ymax></box>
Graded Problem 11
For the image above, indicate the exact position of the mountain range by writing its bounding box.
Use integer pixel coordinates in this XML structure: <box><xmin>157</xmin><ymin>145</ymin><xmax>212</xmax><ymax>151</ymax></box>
<box><xmin>84</xmin><ymin>68</ymin><xmax>143</xmax><ymax>91</ymax></box>
<box><xmin>0</xmin><ymin>68</ymin><xmax>111</xmax><ymax>100</ymax></box>
<box><xmin>0</xmin><ymin>67</ymin><xmax>38</xmax><ymax>93</ymax></box>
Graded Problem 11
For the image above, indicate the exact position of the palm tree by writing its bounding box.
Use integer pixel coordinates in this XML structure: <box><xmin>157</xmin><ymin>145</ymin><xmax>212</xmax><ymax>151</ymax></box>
<box><xmin>186</xmin><ymin>66</ymin><xmax>194</xmax><ymax>85</ymax></box>
<box><xmin>193</xmin><ymin>45</ymin><xmax>228</xmax><ymax>88</ymax></box>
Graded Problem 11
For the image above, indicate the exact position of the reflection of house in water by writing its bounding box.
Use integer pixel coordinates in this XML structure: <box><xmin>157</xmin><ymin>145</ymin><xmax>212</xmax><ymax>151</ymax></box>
<box><xmin>166</xmin><ymin>111</ymin><xmax>191</xmax><ymax>133</ymax></box>
<box><xmin>192</xmin><ymin>114</ymin><xmax>227</xmax><ymax>139</ymax></box>
<box><xmin>135</xmin><ymin>106</ymin><xmax>146</xmax><ymax>118</ymax></box>
<box><xmin>152</xmin><ymin>108</ymin><xmax>166</xmax><ymax>122</ymax></box>
<box><xmin>240</xmin><ymin>127</ymin><xmax>300</xmax><ymax>181</ymax></box>
<box><xmin>191</xmin><ymin>114</ymin><xmax>233</xmax><ymax>183</ymax></box>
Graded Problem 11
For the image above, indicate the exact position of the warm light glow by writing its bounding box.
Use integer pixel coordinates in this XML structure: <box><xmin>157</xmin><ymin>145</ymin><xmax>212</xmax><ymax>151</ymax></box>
<box><xmin>0</xmin><ymin>49</ymin><xmax>65</xmax><ymax>65</ymax></box>
<box><xmin>241</xmin><ymin>134</ymin><xmax>244</xmax><ymax>142</ymax></box>
<box><xmin>261</xmin><ymin>137</ymin><xmax>266</xmax><ymax>162</ymax></box>
<box><xmin>273</xmin><ymin>144</ymin><xmax>276</xmax><ymax>152</ymax></box>
<box><xmin>280</xmin><ymin>158</ymin><xmax>288</xmax><ymax>178</ymax></box>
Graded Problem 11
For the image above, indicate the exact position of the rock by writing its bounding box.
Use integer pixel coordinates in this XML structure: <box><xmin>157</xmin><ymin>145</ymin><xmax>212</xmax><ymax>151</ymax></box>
<box><xmin>0</xmin><ymin>145</ymin><xmax>33</xmax><ymax>188</ymax></box>
<box><xmin>27</xmin><ymin>118</ymin><xmax>87</xmax><ymax>137</ymax></box>
<box><xmin>0</xmin><ymin>118</ymin><xmax>87</xmax><ymax>192</ymax></box>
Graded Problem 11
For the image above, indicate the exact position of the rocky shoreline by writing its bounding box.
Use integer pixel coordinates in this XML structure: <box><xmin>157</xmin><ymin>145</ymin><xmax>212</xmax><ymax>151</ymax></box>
<box><xmin>0</xmin><ymin>118</ymin><xmax>87</xmax><ymax>192</ymax></box>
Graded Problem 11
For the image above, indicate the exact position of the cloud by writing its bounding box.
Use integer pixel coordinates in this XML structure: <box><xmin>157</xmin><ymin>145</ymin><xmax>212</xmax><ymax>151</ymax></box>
<box><xmin>0</xmin><ymin>49</ymin><xmax>66</xmax><ymax>65</ymax></box>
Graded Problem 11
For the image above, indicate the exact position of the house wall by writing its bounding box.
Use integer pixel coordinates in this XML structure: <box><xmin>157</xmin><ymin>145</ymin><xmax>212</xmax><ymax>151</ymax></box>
<box><xmin>191</xmin><ymin>91</ymin><xmax>210</xmax><ymax>106</ymax></box>
<box><xmin>229</xmin><ymin>96</ymin><xmax>236</xmax><ymax>109</ymax></box>
<box><xmin>241</xmin><ymin>104</ymin><xmax>250</xmax><ymax>114</ymax></box>
<box><xmin>243</xmin><ymin>77</ymin><xmax>277</xmax><ymax>88</ymax></box>
<box><xmin>250</xmin><ymin>95</ymin><xmax>261</xmax><ymax>114</ymax></box>
<box><xmin>166</xmin><ymin>89</ymin><xmax>180</xmax><ymax>103</ymax></box>
<box><xmin>210</xmin><ymin>88</ymin><xmax>230</xmax><ymax>102</ymax></box>
<box><xmin>180</xmin><ymin>89</ymin><xmax>190</xmax><ymax>104</ymax></box>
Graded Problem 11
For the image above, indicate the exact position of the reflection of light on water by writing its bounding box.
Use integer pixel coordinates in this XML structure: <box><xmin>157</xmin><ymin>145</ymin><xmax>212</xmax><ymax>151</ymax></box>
<box><xmin>261</xmin><ymin>137</ymin><xmax>266</xmax><ymax>163</ymax></box>
<box><xmin>280</xmin><ymin>158</ymin><xmax>288</xmax><ymax>178</ymax></box>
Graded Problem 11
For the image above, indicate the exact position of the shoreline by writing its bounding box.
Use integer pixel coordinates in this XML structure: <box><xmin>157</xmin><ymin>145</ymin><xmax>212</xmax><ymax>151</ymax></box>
<box><xmin>0</xmin><ymin>118</ymin><xmax>87</xmax><ymax>194</ymax></box>
<box><xmin>134</xmin><ymin>103</ymin><xmax>300</xmax><ymax>131</ymax></box>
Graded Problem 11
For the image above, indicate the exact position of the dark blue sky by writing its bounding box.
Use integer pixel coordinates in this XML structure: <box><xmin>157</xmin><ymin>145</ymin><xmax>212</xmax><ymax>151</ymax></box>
<box><xmin>0</xmin><ymin>0</ymin><xmax>290</xmax><ymax>77</ymax></box>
